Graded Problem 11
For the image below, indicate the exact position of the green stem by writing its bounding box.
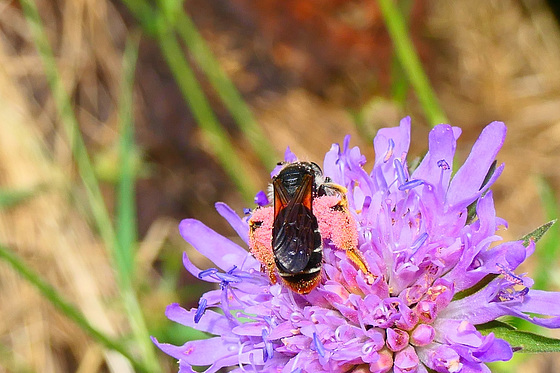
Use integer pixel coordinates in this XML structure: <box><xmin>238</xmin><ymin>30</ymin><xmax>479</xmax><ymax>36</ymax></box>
<box><xmin>0</xmin><ymin>244</ymin><xmax>149</xmax><ymax>373</ymax></box>
<box><xmin>378</xmin><ymin>0</ymin><xmax>448</xmax><ymax>126</ymax></box>
<box><xmin>389</xmin><ymin>0</ymin><xmax>413</xmax><ymax>106</ymax></box>
<box><xmin>18</xmin><ymin>1</ymin><xmax>159</xmax><ymax>371</ymax></box>
<box><xmin>122</xmin><ymin>0</ymin><xmax>274</xmax><ymax>195</ymax></box>
<box><xmin>533</xmin><ymin>177</ymin><xmax>560</xmax><ymax>291</ymax></box>
<box><xmin>116</xmin><ymin>37</ymin><xmax>140</xmax><ymax>280</ymax></box>
<box><xmin>172</xmin><ymin>9</ymin><xmax>277</xmax><ymax>169</ymax></box>
<box><xmin>155</xmin><ymin>23</ymin><xmax>258</xmax><ymax>201</ymax></box>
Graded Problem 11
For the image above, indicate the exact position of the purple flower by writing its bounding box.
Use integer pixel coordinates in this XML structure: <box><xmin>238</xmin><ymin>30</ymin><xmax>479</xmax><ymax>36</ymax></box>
<box><xmin>153</xmin><ymin>117</ymin><xmax>560</xmax><ymax>372</ymax></box>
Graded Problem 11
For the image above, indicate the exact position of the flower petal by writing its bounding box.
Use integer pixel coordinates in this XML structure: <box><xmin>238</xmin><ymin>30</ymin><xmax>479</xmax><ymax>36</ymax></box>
<box><xmin>165</xmin><ymin>303</ymin><xmax>231</xmax><ymax>335</ymax></box>
<box><xmin>179</xmin><ymin>219</ymin><xmax>258</xmax><ymax>271</ymax></box>
<box><xmin>215</xmin><ymin>202</ymin><xmax>249</xmax><ymax>245</ymax></box>
<box><xmin>179</xmin><ymin>360</ymin><xmax>197</xmax><ymax>373</ymax></box>
<box><xmin>412</xmin><ymin>124</ymin><xmax>457</xmax><ymax>192</ymax></box>
<box><xmin>373</xmin><ymin>116</ymin><xmax>411</xmax><ymax>167</ymax></box>
<box><xmin>505</xmin><ymin>289</ymin><xmax>560</xmax><ymax>327</ymax></box>
<box><xmin>447</xmin><ymin>121</ymin><xmax>506</xmax><ymax>208</ymax></box>
<box><xmin>152</xmin><ymin>336</ymin><xmax>239</xmax><ymax>366</ymax></box>
<box><xmin>440</xmin><ymin>280</ymin><xmax>560</xmax><ymax>328</ymax></box>
<box><xmin>182</xmin><ymin>252</ymin><xmax>219</xmax><ymax>282</ymax></box>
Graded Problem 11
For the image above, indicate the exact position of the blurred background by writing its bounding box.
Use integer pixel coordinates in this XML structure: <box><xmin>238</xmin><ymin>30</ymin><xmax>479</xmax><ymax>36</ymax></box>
<box><xmin>0</xmin><ymin>0</ymin><xmax>560</xmax><ymax>372</ymax></box>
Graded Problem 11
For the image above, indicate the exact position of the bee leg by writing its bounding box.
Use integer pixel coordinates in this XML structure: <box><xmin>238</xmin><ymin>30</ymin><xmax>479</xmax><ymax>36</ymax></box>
<box><xmin>337</xmin><ymin>202</ymin><xmax>377</xmax><ymax>282</ymax></box>
<box><xmin>265</xmin><ymin>261</ymin><xmax>277</xmax><ymax>284</ymax></box>
<box><xmin>248</xmin><ymin>206</ymin><xmax>277</xmax><ymax>284</ymax></box>
<box><xmin>319</xmin><ymin>182</ymin><xmax>349</xmax><ymax>207</ymax></box>
<box><xmin>254</xmin><ymin>248</ymin><xmax>277</xmax><ymax>284</ymax></box>
<box><xmin>345</xmin><ymin>247</ymin><xmax>375</xmax><ymax>278</ymax></box>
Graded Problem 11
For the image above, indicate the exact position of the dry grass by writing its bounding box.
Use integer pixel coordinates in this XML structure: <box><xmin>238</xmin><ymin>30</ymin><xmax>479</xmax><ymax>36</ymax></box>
<box><xmin>0</xmin><ymin>0</ymin><xmax>558</xmax><ymax>372</ymax></box>
<box><xmin>0</xmin><ymin>0</ymin><xmax>131</xmax><ymax>372</ymax></box>
<box><xmin>429</xmin><ymin>1</ymin><xmax>560</xmax><ymax>371</ymax></box>
<box><xmin>429</xmin><ymin>0</ymin><xmax>560</xmax><ymax>242</ymax></box>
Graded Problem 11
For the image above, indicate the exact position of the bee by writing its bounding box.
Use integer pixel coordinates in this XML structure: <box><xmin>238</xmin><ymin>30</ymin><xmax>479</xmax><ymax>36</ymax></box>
<box><xmin>249</xmin><ymin>161</ymin><xmax>371</xmax><ymax>294</ymax></box>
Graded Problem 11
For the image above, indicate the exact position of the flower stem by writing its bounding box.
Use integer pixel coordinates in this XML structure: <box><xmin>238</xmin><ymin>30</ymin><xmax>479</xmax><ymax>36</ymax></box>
<box><xmin>378</xmin><ymin>0</ymin><xmax>449</xmax><ymax>126</ymax></box>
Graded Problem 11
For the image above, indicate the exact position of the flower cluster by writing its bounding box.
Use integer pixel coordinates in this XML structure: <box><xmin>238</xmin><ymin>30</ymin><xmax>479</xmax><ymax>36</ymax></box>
<box><xmin>153</xmin><ymin>118</ymin><xmax>560</xmax><ymax>373</ymax></box>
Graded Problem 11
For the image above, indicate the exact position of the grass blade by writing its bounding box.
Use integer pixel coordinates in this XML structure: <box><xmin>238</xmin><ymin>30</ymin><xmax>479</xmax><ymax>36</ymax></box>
<box><xmin>18</xmin><ymin>1</ymin><xmax>160</xmax><ymax>371</ymax></box>
<box><xmin>377</xmin><ymin>0</ymin><xmax>448</xmax><ymax>126</ymax></box>
<box><xmin>154</xmin><ymin>22</ymin><xmax>258</xmax><ymax>201</ymax></box>
<box><xmin>0</xmin><ymin>243</ymin><xmax>149</xmax><ymax>373</ymax></box>
<box><xmin>122</xmin><ymin>0</ymin><xmax>272</xmax><ymax>200</ymax></box>
<box><xmin>19</xmin><ymin>0</ymin><xmax>114</xmax><ymax>273</ymax></box>
<box><xmin>533</xmin><ymin>177</ymin><xmax>560</xmax><ymax>290</ymax></box>
<box><xmin>171</xmin><ymin>9</ymin><xmax>278</xmax><ymax>169</ymax></box>
<box><xmin>0</xmin><ymin>185</ymin><xmax>45</xmax><ymax>210</ymax></box>
<box><xmin>389</xmin><ymin>0</ymin><xmax>413</xmax><ymax>106</ymax></box>
<box><xmin>132</xmin><ymin>0</ymin><xmax>278</xmax><ymax>169</ymax></box>
<box><xmin>116</xmin><ymin>36</ymin><xmax>140</xmax><ymax>280</ymax></box>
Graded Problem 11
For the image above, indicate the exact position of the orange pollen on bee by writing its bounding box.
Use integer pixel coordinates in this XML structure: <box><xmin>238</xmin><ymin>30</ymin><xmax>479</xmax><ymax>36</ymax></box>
<box><xmin>248</xmin><ymin>206</ymin><xmax>276</xmax><ymax>284</ymax></box>
<box><xmin>313</xmin><ymin>196</ymin><xmax>358</xmax><ymax>251</ymax></box>
<box><xmin>313</xmin><ymin>196</ymin><xmax>373</xmax><ymax>278</ymax></box>
<box><xmin>248</xmin><ymin>194</ymin><xmax>374</xmax><ymax>288</ymax></box>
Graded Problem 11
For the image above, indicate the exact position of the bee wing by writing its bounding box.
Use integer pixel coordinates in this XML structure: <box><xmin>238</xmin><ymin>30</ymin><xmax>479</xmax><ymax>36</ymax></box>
<box><xmin>272</xmin><ymin>174</ymin><xmax>318</xmax><ymax>274</ymax></box>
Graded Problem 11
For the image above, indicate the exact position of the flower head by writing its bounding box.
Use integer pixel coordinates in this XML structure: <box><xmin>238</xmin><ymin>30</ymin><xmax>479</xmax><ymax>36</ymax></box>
<box><xmin>153</xmin><ymin>118</ymin><xmax>560</xmax><ymax>373</ymax></box>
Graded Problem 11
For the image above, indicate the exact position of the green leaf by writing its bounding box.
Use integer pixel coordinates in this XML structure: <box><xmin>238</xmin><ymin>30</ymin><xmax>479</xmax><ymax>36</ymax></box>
<box><xmin>521</xmin><ymin>220</ymin><xmax>557</xmax><ymax>247</ymax></box>
<box><xmin>477</xmin><ymin>320</ymin><xmax>560</xmax><ymax>353</ymax></box>
<box><xmin>0</xmin><ymin>185</ymin><xmax>45</xmax><ymax>210</ymax></box>
<box><xmin>466</xmin><ymin>160</ymin><xmax>497</xmax><ymax>224</ymax></box>
<box><xmin>452</xmin><ymin>273</ymin><xmax>497</xmax><ymax>301</ymax></box>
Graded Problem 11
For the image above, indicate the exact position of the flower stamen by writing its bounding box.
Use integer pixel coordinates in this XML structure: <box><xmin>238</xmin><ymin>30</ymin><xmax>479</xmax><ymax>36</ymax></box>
<box><xmin>262</xmin><ymin>329</ymin><xmax>274</xmax><ymax>362</ymax></box>
<box><xmin>496</xmin><ymin>263</ymin><xmax>525</xmax><ymax>286</ymax></box>
<box><xmin>437</xmin><ymin>159</ymin><xmax>450</xmax><ymax>170</ymax></box>
<box><xmin>198</xmin><ymin>267</ymin><xmax>218</xmax><ymax>279</ymax></box>
<box><xmin>394</xmin><ymin>159</ymin><xmax>407</xmax><ymax>185</ymax></box>
<box><xmin>384</xmin><ymin>139</ymin><xmax>395</xmax><ymax>163</ymax></box>
<box><xmin>398</xmin><ymin>179</ymin><xmax>424</xmax><ymax>191</ymax></box>
<box><xmin>194</xmin><ymin>297</ymin><xmax>207</xmax><ymax>323</ymax></box>
<box><xmin>410</xmin><ymin>233</ymin><xmax>429</xmax><ymax>257</ymax></box>
<box><xmin>313</xmin><ymin>332</ymin><xmax>326</xmax><ymax>358</ymax></box>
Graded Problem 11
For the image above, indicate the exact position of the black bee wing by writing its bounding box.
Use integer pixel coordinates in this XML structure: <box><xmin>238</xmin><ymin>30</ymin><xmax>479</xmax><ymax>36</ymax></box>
<box><xmin>272</xmin><ymin>174</ymin><xmax>318</xmax><ymax>274</ymax></box>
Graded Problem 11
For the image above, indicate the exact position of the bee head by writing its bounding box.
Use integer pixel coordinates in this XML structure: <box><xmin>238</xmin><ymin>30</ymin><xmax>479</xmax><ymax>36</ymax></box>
<box><xmin>273</xmin><ymin>161</ymin><xmax>324</xmax><ymax>198</ymax></box>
